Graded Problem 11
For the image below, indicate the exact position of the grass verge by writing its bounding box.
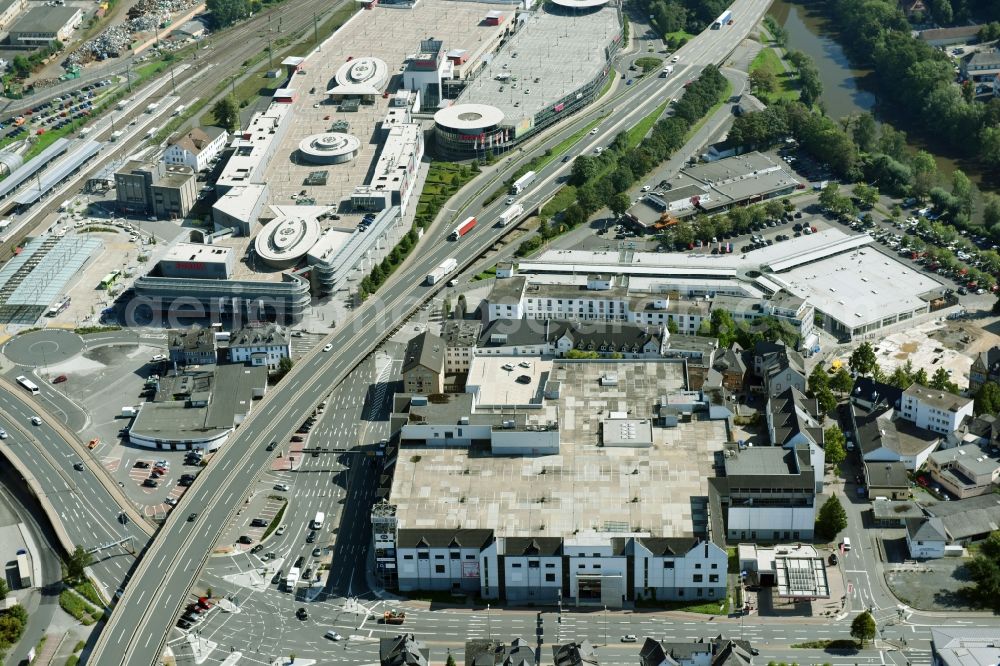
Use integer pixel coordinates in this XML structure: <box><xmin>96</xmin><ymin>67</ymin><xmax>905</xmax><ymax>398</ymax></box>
<box><xmin>634</xmin><ymin>597</ymin><xmax>726</xmax><ymax>614</ymax></box>
<box><xmin>791</xmin><ymin>639</ymin><xmax>859</xmax><ymax>650</ymax></box>
<box><xmin>749</xmin><ymin>46</ymin><xmax>798</xmax><ymax>104</ymax></box>
<box><xmin>59</xmin><ymin>589</ymin><xmax>101</xmax><ymax>625</ymax></box>
<box><xmin>73</xmin><ymin>580</ymin><xmax>104</xmax><ymax>607</ymax></box>
<box><xmin>262</xmin><ymin>501</ymin><xmax>287</xmax><ymax>541</ymax></box>
<box><xmin>626</xmin><ymin>100</ymin><xmax>669</xmax><ymax>150</ymax></box>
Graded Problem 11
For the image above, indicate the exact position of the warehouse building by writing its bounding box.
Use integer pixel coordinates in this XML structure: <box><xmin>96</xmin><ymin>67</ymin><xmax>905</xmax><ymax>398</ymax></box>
<box><xmin>8</xmin><ymin>6</ymin><xmax>81</xmax><ymax>46</ymax></box>
<box><xmin>512</xmin><ymin>228</ymin><xmax>943</xmax><ymax>344</ymax></box>
<box><xmin>351</xmin><ymin>123</ymin><xmax>423</xmax><ymax>213</ymax></box>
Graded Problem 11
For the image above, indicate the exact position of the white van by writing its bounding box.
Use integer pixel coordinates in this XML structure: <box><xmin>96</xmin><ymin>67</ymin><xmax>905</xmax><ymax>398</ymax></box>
<box><xmin>841</xmin><ymin>537</ymin><xmax>852</xmax><ymax>552</ymax></box>
<box><xmin>311</xmin><ymin>512</ymin><xmax>325</xmax><ymax>530</ymax></box>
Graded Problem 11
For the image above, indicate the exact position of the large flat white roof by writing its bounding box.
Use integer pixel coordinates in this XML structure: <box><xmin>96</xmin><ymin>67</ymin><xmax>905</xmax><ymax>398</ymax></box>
<box><xmin>163</xmin><ymin>243</ymin><xmax>233</xmax><ymax>264</ymax></box>
<box><xmin>775</xmin><ymin>246</ymin><xmax>943</xmax><ymax>329</ymax></box>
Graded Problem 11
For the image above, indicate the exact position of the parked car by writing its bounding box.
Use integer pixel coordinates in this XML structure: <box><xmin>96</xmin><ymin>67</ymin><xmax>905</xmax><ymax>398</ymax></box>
<box><xmin>52</xmin><ymin>374</ymin><xmax>68</xmax><ymax>384</ymax></box>
<box><xmin>237</xmin><ymin>535</ymin><xmax>252</xmax><ymax>545</ymax></box>
<box><xmin>142</xmin><ymin>478</ymin><xmax>158</xmax><ymax>488</ymax></box>
<box><xmin>621</xmin><ymin>635</ymin><xmax>638</xmax><ymax>643</ymax></box>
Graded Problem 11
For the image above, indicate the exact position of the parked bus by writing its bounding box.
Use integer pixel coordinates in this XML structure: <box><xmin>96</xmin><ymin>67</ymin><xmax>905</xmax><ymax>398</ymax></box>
<box><xmin>46</xmin><ymin>296</ymin><xmax>70</xmax><ymax>317</ymax></box>
<box><xmin>16</xmin><ymin>375</ymin><xmax>39</xmax><ymax>395</ymax></box>
<box><xmin>99</xmin><ymin>270</ymin><xmax>121</xmax><ymax>289</ymax></box>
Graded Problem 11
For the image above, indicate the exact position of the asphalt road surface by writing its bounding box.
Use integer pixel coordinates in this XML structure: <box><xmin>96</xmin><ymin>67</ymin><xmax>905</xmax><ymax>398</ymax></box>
<box><xmin>84</xmin><ymin>0</ymin><xmax>783</xmax><ymax>661</ymax></box>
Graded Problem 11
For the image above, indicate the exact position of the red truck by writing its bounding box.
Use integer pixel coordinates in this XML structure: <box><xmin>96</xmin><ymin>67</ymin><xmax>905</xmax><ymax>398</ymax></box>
<box><xmin>449</xmin><ymin>216</ymin><xmax>476</xmax><ymax>240</ymax></box>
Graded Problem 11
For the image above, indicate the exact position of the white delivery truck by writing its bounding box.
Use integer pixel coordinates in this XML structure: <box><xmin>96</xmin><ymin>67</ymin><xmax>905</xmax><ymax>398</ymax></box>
<box><xmin>146</xmin><ymin>102</ymin><xmax>160</xmax><ymax>113</ymax></box>
<box><xmin>311</xmin><ymin>512</ymin><xmax>325</xmax><ymax>530</ymax></box>
<box><xmin>510</xmin><ymin>171</ymin><xmax>536</xmax><ymax>194</ymax></box>
<box><xmin>286</xmin><ymin>567</ymin><xmax>300</xmax><ymax>590</ymax></box>
<box><xmin>661</xmin><ymin>65</ymin><xmax>674</xmax><ymax>77</ymax></box>
<box><xmin>426</xmin><ymin>257</ymin><xmax>458</xmax><ymax>285</ymax></box>
<box><xmin>497</xmin><ymin>203</ymin><xmax>524</xmax><ymax>227</ymax></box>
<box><xmin>121</xmin><ymin>406</ymin><xmax>137</xmax><ymax>417</ymax></box>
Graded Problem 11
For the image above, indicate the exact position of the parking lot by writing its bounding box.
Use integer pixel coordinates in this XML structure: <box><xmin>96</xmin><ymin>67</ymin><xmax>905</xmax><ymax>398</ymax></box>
<box><xmin>0</xmin><ymin>79</ymin><xmax>114</xmax><ymax>143</ymax></box>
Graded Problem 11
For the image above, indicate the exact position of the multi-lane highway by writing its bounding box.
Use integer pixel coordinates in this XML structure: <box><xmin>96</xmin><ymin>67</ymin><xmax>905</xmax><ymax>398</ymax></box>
<box><xmin>78</xmin><ymin>0</ymin><xmax>778</xmax><ymax>661</ymax></box>
<box><xmin>0</xmin><ymin>387</ymin><xmax>151</xmax><ymax>597</ymax></box>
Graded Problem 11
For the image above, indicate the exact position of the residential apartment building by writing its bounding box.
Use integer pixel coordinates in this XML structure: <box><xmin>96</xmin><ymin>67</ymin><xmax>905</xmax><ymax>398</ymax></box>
<box><xmin>401</xmin><ymin>331</ymin><xmax>445</xmax><ymax>394</ymax></box>
<box><xmin>476</xmin><ymin>318</ymin><xmax>666</xmax><ymax>359</ymax></box>
<box><xmin>163</xmin><ymin>127</ymin><xmax>229</xmax><ymax>172</ymax></box>
<box><xmin>639</xmin><ymin>636</ymin><xmax>754</xmax><ymax>666</ymax></box>
<box><xmin>905</xmin><ymin>517</ymin><xmax>948</xmax><ymax>559</ymax></box>
<box><xmin>709</xmin><ymin>445</ymin><xmax>817</xmax><ymax>542</ymax></box>
<box><xmin>389</xmin><ymin>528</ymin><xmax>728</xmax><ymax>606</ymax></box>
<box><xmin>926</xmin><ymin>445</ymin><xmax>1000</xmax><ymax>499</ymax></box>
<box><xmin>967</xmin><ymin>346</ymin><xmax>1000</xmax><ymax>394</ymax></box>
<box><xmin>849</xmin><ymin>403</ymin><xmax>941</xmax><ymax>471</ymax></box>
<box><xmin>380</xmin><ymin>634</ymin><xmax>429</xmax><ymax>666</ymax></box>
<box><xmin>227</xmin><ymin>323</ymin><xmax>290</xmax><ymax>370</ymax></box>
<box><xmin>167</xmin><ymin>327</ymin><xmax>218</xmax><ymax>366</ymax></box>
<box><xmin>766</xmin><ymin>388</ymin><xmax>825</xmax><ymax>492</ymax></box>
<box><xmin>899</xmin><ymin>384</ymin><xmax>974</xmax><ymax>435</ymax></box>
<box><xmin>442</xmin><ymin>320</ymin><xmax>481</xmax><ymax>373</ymax></box>
<box><xmin>961</xmin><ymin>49</ymin><xmax>1000</xmax><ymax>82</ymax></box>
<box><xmin>752</xmin><ymin>341</ymin><xmax>805</xmax><ymax>397</ymax></box>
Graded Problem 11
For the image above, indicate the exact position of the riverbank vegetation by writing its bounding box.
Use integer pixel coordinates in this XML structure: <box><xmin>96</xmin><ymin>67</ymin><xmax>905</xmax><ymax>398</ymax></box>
<box><xmin>824</xmin><ymin>0</ymin><xmax>1000</xmax><ymax>172</ymax></box>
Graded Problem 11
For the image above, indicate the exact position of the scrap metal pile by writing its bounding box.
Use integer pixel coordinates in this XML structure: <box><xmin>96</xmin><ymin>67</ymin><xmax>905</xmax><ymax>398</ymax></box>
<box><xmin>65</xmin><ymin>0</ymin><xmax>200</xmax><ymax>65</ymax></box>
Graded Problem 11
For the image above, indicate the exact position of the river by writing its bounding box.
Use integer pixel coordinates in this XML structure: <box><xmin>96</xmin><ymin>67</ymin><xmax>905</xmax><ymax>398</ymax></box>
<box><xmin>766</xmin><ymin>0</ymin><xmax>876</xmax><ymax>121</ymax></box>
<box><xmin>765</xmin><ymin>0</ymin><xmax>990</xmax><ymax>192</ymax></box>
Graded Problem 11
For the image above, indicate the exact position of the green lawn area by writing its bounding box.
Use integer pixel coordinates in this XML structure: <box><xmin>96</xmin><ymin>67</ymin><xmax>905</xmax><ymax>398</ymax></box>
<box><xmin>636</xmin><ymin>596</ymin><xmax>728</xmax><ymax>615</ymax></box>
<box><xmin>749</xmin><ymin>46</ymin><xmax>798</xmax><ymax>104</ymax></box>
<box><xmin>626</xmin><ymin>100</ymin><xmax>669</xmax><ymax>150</ymax></box>
<box><xmin>663</xmin><ymin>29</ymin><xmax>695</xmax><ymax>44</ymax></box>
<box><xmin>540</xmin><ymin>185</ymin><xmax>578</xmax><ymax>218</ymax></box>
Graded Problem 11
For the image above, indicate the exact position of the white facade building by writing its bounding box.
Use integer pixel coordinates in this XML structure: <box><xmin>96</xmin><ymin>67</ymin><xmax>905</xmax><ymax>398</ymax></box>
<box><xmin>632</xmin><ymin>538</ymin><xmax>728</xmax><ymax>602</ymax></box>
<box><xmin>905</xmin><ymin>517</ymin><xmax>948</xmax><ymax>559</ymax></box>
<box><xmin>900</xmin><ymin>384</ymin><xmax>974</xmax><ymax>435</ymax></box>
<box><xmin>227</xmin><ymin>323</ymin><xmax>290</xmax><ymax>370</ymax></box>
<box><xmin>163</xmin><ymin>127</ymin><xmax>229</xmax><ymax>172</ymax></box>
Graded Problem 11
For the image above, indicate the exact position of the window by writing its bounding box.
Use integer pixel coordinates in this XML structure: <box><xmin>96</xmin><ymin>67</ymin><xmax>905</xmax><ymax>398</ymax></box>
<box><xmin>450</xmin><ymin>552</ymin><xmax>460</xmax><ymax>559</ymax></box>
<box><xmin>709</xmin><ymin>574</ymin><xmax>719</xmax><ymax>583</ymax></box>
<box><xmin>465</xmin><ymin>554</ymin><xmax>476</xmax><ymax>560</ymax></box>
<box><xmin>418</xmin><ymin>552</ymin><xmax>429</xmax><ymax>560</ymax></box>
<box><xmin>578</xmin><ymin>564</ymin><xmax>586</xmax><ymax>569</ymax></box>
<box><xmin>545</xmin><ymin>573</ymin><xmax>556</xmax><ymax>582</ymax></box>
<box><xmin>435</xmin><ymin>554</ymin><xmax>445</xmax><ymax>559</ymax></box>
<box><xmin>403</xmin><ymin>554</ymin><xmax>414</xmax><ymax>560</ymax></box>
<box><xmin>545</xmin><ymin>563</ymin><xmax>555</xmax><ymax>568</ymax></box>
<box><xmin>695</xmin><ymin>563</ymin><xmax>701</xmax><ymax>569</ymax></box>
<box><xmin>663</xmin><ymin>561</ymin><xmax>674</xmax><ymax>568</ymax></box>
<box><xmin>710</xmin><ymin>563</ymin><xmax>718</xmax><ymax>569</ymax></box>
<box><xmin>529</xmin><ymin>561</ymin><xmax>540</xmax><ymax>568</ymax></box>
<box><xmin>435</xmin><ymin>564</ymin><xmax>445</xmax><ymax>574</ymax></box>
<box><xmin>512</xmin><ymin>562</ymin><xmax>522</xmax><ymax>568</ymax></box>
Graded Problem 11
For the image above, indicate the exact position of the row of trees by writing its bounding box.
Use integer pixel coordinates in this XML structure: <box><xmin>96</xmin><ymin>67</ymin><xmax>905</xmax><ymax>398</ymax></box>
<box><xmin>641</xmin><ymin>0</ymin><xmax>730</xmax><ymax>37</ymax></box>
<box><xmin>359</xmin><ymin>228</ymin><xmax>420</xmax><ymax>299</ymax></box>
<box><xmin>827</xmin><ymin>0</ymin><xmax>1000</xmax><ymax>169</ymax></box>
<box><xmin>697</xmin><ymin>307</ymin><xmax>801</xmax><ymax>352</ymax></box>
<box><xmin>516</xmin><ymin>66</ymin><xmax>729</xmax><ymax>257</ymax></box>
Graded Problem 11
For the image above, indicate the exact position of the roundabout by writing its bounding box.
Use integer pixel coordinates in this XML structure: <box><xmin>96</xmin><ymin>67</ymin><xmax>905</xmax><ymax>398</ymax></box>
<box><xmin>3</xmin><ymin>329</ymin><xmax>84</xmax><ymax>367</ymax></box>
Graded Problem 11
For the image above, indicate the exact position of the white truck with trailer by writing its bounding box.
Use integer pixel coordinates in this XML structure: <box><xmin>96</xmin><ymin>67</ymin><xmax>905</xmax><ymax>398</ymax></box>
<box><xmin>426</xmin><ymin>257</ymin><xmax>458</xmax><ymax>285</ymax></box>
<box><xmin>510</xmin><ymin>171</ymin><xmax>536</xmax><ymax>194</ymax></box>
<box><xmin>661</xmin><ymin>65</ymin><xmax>674</xmax><ymax>77</ymax></box>
<box><xmin>497</xmin><ymin>203</ymin><xmax>524</xmax><ymax>227</ymax></box>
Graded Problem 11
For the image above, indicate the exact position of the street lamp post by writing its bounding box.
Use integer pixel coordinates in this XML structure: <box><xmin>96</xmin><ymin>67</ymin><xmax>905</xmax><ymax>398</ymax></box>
<box><xmin>487</xmin><ymin>603</ymin><xmax>492</xmax><ymax>641</ymax></box>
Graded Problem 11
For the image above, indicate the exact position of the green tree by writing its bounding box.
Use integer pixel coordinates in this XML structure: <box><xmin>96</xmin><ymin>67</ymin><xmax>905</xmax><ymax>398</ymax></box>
<box><xmin>808</xmin><ymin>363</ymin><xmax>829</xmax><ymax>396</ymax></box>
<box><xmin>446</xmin><ymin>655</ymin><xmax>457</xmax><ymax>666</ymax></box>
<box><xmin>952</xmin><ymin>169</ymin><xmax>974</xmax><ymax>216</ymax></box>
<box><xmin>0</xmin><ymin>579</ymin><xmax>8</xmax><ymax>599</ymax></box>
<box><xmin>11</xmin><ymin>55</ymin><xmax>31</xmax><ymax>78</ymax></box>
<box><xmin>851</xmin><ymin>611</ymin><xmax>877</xmax><ymax>646</ymax></box>
<box><xmin>207</xmin><ymin>0</ymin><xmax>251</xmax><ymax>27</ymax></box>
<box><xmin>66</xmin><ymin>545</ymin><xmax>93</xmax><ymax>583</ymax></box>
<box><xmin>913</xmin><ymin>367</ymin><xmax>929</xmax><ymax>386</ymax></box>
<box><xmin>709</xmin><ymin>308</ymin><xmax>738</xmax><ymax>348</ymax></box>
<box><xmin>815</xmin><ymin>387</ymin><xmax>838</xmax><ymax>415</ymax></box>
<box><xmin>852</xmin><ymin>112</ymin><xmax>878</xmax><ymax>153</ymax></box>
<box><xmin>964</xmin><ymin>530</ymin><xmax>1000</xmax><ymax>611</ymax></box>
<box><xmin>570</xmin><ymin>155</ymin><xmax>598</xmax><ymax>186</ymax></box>
<box><xmin>888</xmin><ymin>364</ymin><xmax>914</xmax><ymax>389</ymax></box>
<box><xmin>831</xmin><ymin>367</ymin><xmax>854</xmax><ymax>395</ymax></box>
<box><xmin>211</xmin><ymin>94</ymin><xmax>240</xmax><ymax>133</ymax></box>
<box><xmin>974</xmin><ymin>381</ymin><xmax>1000</xmax><ymax>416</ymax></box>
<box><xmin>749</xmin><ymin>68</ymin><xmax>776</xmax><ymax>95</ymax></box>
<box><xmin>824</xmin><ymin>425</ymin><xmax>847</xmax><ymax>466</ymax></box>
<box><xmin>816</xmin><ymin>495</ymin><xmax>848</xmax><ymax>541</ymax></box>
<box><xmin>819</xmin><ymin>182</ymin><xmax>841</xmax><ymax>210</ymax></box>
<box><xmin>849</xmin><ymin>342</ymin><xmax>878</xmax><ymax>376</ymax></box>
<box><xmin>983</xmin><ymin>193</ymin><xmax>1000</xmax><ymax>229</ymax></box>
<box><xmin>929</xmin><ymin>366</ymin><xmax>958</xmax><ymax>393</ymax></box>
<box><xmin>853</xmin><ymin>183</ymin><xmax>879</xmax><ymax>209</ymax></box>
<box><xmin>608</xmin><ymin>192</ymin><xmax>631</xmax><ymax>219</ymax></box>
